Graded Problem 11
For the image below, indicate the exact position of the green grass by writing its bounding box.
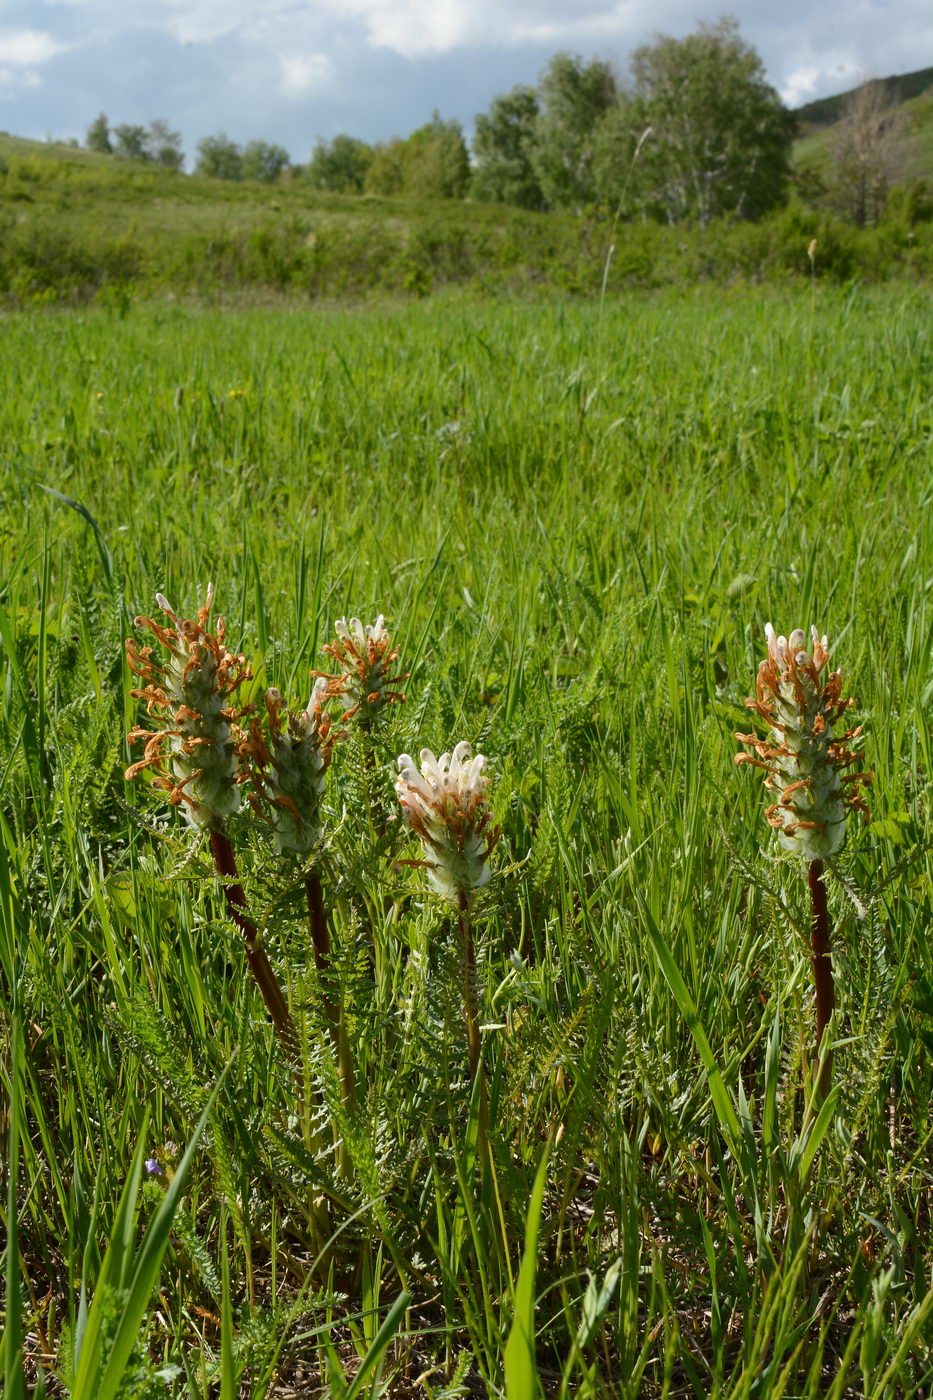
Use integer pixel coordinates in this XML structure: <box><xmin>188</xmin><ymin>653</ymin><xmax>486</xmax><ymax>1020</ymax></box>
<box><xmin>1</xmin><ymin>286</ymin><xmax>933</xmax><ymax>1397</ymax></box>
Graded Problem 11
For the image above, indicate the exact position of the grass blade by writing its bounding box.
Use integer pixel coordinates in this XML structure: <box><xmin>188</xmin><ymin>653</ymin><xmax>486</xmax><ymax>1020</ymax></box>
<box><xmin>504</xmin><ymin>1138</ymin><xmax>551</xmax><ymax>1400</ymax></box>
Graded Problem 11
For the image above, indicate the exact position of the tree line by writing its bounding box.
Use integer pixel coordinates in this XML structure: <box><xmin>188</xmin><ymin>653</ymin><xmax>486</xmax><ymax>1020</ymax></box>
<box><xmin>306</xmin><ymin>18</ymin><xmax>792</xmax><ymax>225</ymax></box>
<box><xmin>86</xmin><ymin>114</ymin><xmax>290</xmax><ymax>184</ymax></box>
<box><xmin>84</xmin><ymin>16</ymin><xmax>919</xmax><ymax>228</ymax></box>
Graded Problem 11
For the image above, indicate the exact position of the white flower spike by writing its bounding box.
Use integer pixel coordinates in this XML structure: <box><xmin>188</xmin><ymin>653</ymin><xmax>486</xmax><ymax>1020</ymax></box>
<box><xmin>335</xmin><ymin>615</ymin><xmax>389</xmax><ymax>650</ymax></box>
<box><xmin>736</xmin><ymin>623</ymin><xmax>871</xmax><ymax>861</ymax></box>
<box><xmin>396</xmin><ymin>741</ymin><xmax>500</xmax><ymax>903</ymax></box>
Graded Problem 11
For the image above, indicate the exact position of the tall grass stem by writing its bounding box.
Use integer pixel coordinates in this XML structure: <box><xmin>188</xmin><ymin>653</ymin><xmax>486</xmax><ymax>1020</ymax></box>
<box><xmin>807</xmin><ymin>858</ymin><xmax>834</xmax><ymax>1100</ymax></box>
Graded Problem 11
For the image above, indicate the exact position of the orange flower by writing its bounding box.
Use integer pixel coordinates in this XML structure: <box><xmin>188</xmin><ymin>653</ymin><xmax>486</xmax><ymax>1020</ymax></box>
<box><xmin>125</xmin><ymin>586</ymin><xmax>252</xmax><ymax>828</ymax></box>
<box><xmin>240</xmin><ymin>680</ymin><xmax>343</xmax><ymax>855</ymax></box>
<box><xmin>316</xmin><ymin>615</ymin><xmax>408</xmax><ymax>726</ymax></box>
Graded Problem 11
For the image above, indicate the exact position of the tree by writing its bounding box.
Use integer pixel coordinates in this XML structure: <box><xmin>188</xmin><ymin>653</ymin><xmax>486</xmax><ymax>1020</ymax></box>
<box><xmin>86</xmin><ymin>112</ymin><xmax>112</xmax><ymax>154</ymax></box>
<box><xmin>405</xmin><ymin>113</ymin><xmax>470</xmax><ymax>199</ymax></box>
<box><xmin>832</xmin><ymin>79</ymin><xmax>906</xmax><ymax>226</ymax></box>
<box><xmin>195</xmin><ymin>133</ymin><xmax>243</xmax><ymax>181</ymax></box>
<box><xmin>363</xmin><ymin>116</ymin><xmax>469</xmax><ymax>200</ymax></box>
<box><xmin>242</xmin><ymin>140</ymin><xmax>291</xmax><ymax>183</ymax></box>
<box><xmin>308</xmin><ymin>134</ymin><xmax>373</xmax><ymax>193</ymax></box>
<box><xmin>531</xmin><ymin>53</ymin><xmax>618</xmax><ymax>211</ymax></box>
<box><xmin>591</xmin><ymin>99</ymin><xmax>655</xmax><ymax>216</ymax></box>
<box><xmin>147</xmin><ymin>119</ymin><xmax>184</xmax><ymax>170</ymax></box>
<box><xmin>623</xmin><ymin>18</ymin><xmax>793</xmax><ymax>226</ymax></box>
<box><xmin>364</xmin><ymin>141</ymin><xmax>405</xmax><ymax>196</ymax></box>
<box><xmin>471</xmin><ymin>87</ymin><xmax>544</xmax><ymax>209</ymax></box>
<box><xmin>113</xmin><ymin>123</ymin><xmax>150</xmax><ymax>162</ymax></box>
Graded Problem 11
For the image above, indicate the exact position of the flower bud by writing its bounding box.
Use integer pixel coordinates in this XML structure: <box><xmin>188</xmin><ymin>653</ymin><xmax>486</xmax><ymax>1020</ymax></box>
<box><xmin>241</xmin><ymin>679</ymin><xmax>343</xmax><ymax>855</ymax></box>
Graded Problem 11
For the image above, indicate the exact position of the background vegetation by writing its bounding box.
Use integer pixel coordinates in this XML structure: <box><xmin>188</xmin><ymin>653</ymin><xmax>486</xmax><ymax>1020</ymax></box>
<box><xmin>1</xmin><ymin>286</ymin><xmax>932</xmax><ymax>1395</ymax></box>
<box><xmin>1</xmin><ymin>120</ymin><xmax>933</xmax><ymax>310</ymax></box>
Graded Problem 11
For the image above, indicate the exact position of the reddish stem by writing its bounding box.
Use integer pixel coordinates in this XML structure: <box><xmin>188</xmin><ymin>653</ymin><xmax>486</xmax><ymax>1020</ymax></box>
<box><xmin>305</xmin><ymin>870</ymin><xmax>337</xmax><ymax>1025</ymax></box>
<box><xmin>808</xmin><ymin>858</ymin><xmax>834</xmax><ymax>1099</ymax></box>
<box><xmin>458</xmin><ymin>891</ymin><xmax>489</xmax><ymax>1169</ymax></box>
<box><xmin>209</xmin><ymin>828</ymin><xmax>298</xmax><ymax>1059</ymax></box>
<box><xmin>305</xmin><ymin>870</ymin><xmax>331</xmax><ymax>974</ymax></box>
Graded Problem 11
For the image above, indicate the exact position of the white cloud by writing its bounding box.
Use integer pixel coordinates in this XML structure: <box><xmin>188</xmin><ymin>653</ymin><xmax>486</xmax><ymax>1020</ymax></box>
<box><xmin>780</xmin><ymin>66</ymin><xmax>821</xmax><ymax>106</ymax></box>
<box><xmin>776</xmin><ymin>45</ymin><xmax>869</xmax><ymax>109</ymax></box>
<box><xmin>0</xmin><ymin>28</ymin><xmax>67</xmax><ymax>95</ymax></box>
<box><xmin>510</xmin><ymin>7</ymin><xmax>636</xmax><ymax>45</ymax></box>
<box><xmin>45</xmin><ymin>0</ymin><xmax>269</xmax><ymax>46</ymax></box>
<box><xmin>331</xmin><ymin>0</ymin><xmax>475</xmax><ymax>56</ymax></box>
<box><xmin>159</xmin><ymin>0</ymin><xmax>253</xmax><ymax>45</ymax></box>
<box><xmin>0</xmin><ymin>29</ymin><xmax>67</xmax><ymax>67</ymax></box>
<box><xmin>280</xmin><ymin>51</ymin><xmax>332</xmax><ymax>93</ymax></box>
<box><xmin>35</xmin><ymin>0</ymin><xmax>933</xmax><ymax>78</ymax></box>
<box><xmin>316</xmin><ymin>0</ymin><xmax>634</xmax><ymax>57</ymax></box>
<box><xmin>0</xmin><ymin>66</ymin><xmax>40</xmax><ymax>97</ymax></box>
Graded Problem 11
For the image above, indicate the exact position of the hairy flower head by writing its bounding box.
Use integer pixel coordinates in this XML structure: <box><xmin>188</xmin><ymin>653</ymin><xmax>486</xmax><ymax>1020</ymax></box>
<box><xmin>396</xmin><ymin>742</ymin><xmax>500</xmax><ymax>903</ymax></box>
<box><xmin>316</xmin><ymin>615</ymin><xmax>408</xmax><ymax>727</ymax></box>
<box><xmin>735</xmin><ymin>624</ymin><xmax>870</xmax><ymax>861</ymax></box>
<box><xmin>124</xmin><ymin>587</ymin><xmax>252</xmax><ymax>829</ymax></box>
<box><xmin>240</xmin><ymin>679</ymin><xmax>343</xmax><ymax>855</ymax></box>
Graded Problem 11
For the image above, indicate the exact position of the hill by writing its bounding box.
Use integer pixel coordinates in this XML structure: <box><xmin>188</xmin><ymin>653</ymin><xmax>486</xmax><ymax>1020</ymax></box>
<box><xmin>1</xmin><ymin>112</ymin><xmax>932</xmax><ymax>308</ymax></box>
<box><xmin>794</xmin><ymin>66</ymin><xmax>933</xmax><ymax>131</ymax></box>
<box><xmin>0</xmin><ymin>132</ymin><xmax>600</xmax><ymax>302</ymax></box>
<box><xmin>792</xmin><ymin>66</ymin><xmax>933</xmax><ymax>187</ymax></box>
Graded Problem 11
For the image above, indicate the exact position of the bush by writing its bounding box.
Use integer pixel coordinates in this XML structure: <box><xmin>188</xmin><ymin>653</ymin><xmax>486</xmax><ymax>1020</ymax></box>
<box><xmin>1</xmin><ymin>167</ymin><xmax>932</xmax><ymax>308</ymax></box>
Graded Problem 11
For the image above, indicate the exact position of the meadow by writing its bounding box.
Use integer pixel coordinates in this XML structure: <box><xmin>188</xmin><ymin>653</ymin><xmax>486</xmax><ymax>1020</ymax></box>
<box><xmin>1</xmin><ymin>285</ymin><xmax>932</xmax><ymax>1397</ymax></box>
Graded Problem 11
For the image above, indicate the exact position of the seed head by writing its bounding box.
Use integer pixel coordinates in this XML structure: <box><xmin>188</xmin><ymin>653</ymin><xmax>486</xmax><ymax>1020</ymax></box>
<box><xmin>316</xmin><ymin>615</ymin><xmax>408</xmax><ymax>727</ymax></box>
<box><xmin>240</xmin><ymin>679</ymin><xmax>344</xmax><ymax>855</ymax></box>
<box><xmin>124</xmin><ymin>587</ymin><xmax>252</xmax><ymax>829</ymax></box>
<box><xmin>396</xmin><ymin>742</ymin><xmax>500</xmax><ymax>903</ymax></box>
<box><xmin>735</xmin><ymin>624</ymin><xmax>871</xmax><ymax>861</ymax></box>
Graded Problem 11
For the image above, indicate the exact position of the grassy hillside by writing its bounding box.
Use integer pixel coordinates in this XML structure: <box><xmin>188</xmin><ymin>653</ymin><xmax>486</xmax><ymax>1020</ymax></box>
<box><xmin>792</xmin><ymin>68</ymin><xmax>933</xmax><ymax>186</ymax></box>
<box><xmin>0</xmin><ymin>131</ymin><xmax>588</xmax><ymax>299</ymax></box>
<box><xmin>1</xmin><ymin>121</ymin><xmax>932</xmax><ymax>307</ymax></box>
<box><xmin>795</xmin><ymin>65</ymin><xmax>933</xmax><ymax>131</ymax></box>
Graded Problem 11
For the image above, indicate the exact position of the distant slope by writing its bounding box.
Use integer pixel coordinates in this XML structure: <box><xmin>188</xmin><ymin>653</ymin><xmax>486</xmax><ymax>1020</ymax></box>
<box><xmin>795</xmin><ymin>66</ymin><xmax>933</xmax><ymax>132</ymax></box>
<box><xmin>792</xmin><ymin>67</ymin><xmax>933</xmax><ymax>184</ymax></box>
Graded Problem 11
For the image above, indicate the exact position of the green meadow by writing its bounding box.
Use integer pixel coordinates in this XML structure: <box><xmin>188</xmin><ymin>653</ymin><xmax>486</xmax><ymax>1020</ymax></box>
<box><xmin>1</xmin><ymin>286</ymin><xmax>932</xmax><ymax>1397</ymax></box>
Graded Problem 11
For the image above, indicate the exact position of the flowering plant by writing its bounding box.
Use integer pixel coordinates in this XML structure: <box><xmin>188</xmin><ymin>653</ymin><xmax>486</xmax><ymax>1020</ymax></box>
<box><xmin>125</xmin><ymin>586</ymin><xmax>251</xmax><ymax>830</ymax></box>
<box><xmin>735</xmin><ymin>623</ymin><xmax>871</xmax><ymax>1099</ymax></box>
<box><xmin>395</xmin><ymin>742</ymin><xmax>500</xmax><ymax>904</ymax></box>
<box><xmin>125</xmin><ymin>589</ymin><xmax>296</xmax><ymax>1055</ymax></box>
<box><xmin>317</xmin><ymin>615</ymin><xmax>408</xmax><ymax>727</ymax></box>
<box><xmin>735</xmin><ymin>624</ymin><xmax>870</xmax><ymax>861</ymax></box>
<box><xmin>241</xmin><ymin>679</ymin><xmax>343</xmax><ymax>856</ymax></box>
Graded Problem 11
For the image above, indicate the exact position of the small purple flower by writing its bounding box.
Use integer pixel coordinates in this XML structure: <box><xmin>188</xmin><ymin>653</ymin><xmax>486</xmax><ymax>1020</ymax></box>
<box><xmin>145</xmin><ymin>1157</ymin><xmax>164</xmax><ymax>1176</ymax></box>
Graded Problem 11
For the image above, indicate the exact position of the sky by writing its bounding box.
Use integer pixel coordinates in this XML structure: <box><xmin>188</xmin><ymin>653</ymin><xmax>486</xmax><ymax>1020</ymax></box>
<box><xmin>1</xmin><ymin>0</ymin><xmax>930</xmax><ymax>164</ymax></box>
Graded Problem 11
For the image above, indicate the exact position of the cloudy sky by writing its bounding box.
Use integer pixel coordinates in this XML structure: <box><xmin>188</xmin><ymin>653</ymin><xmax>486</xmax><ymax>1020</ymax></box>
<box><xmin>1</xmin><ymin>0</ymin><xmax>930</xmax><ymax>163</ymax></box>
